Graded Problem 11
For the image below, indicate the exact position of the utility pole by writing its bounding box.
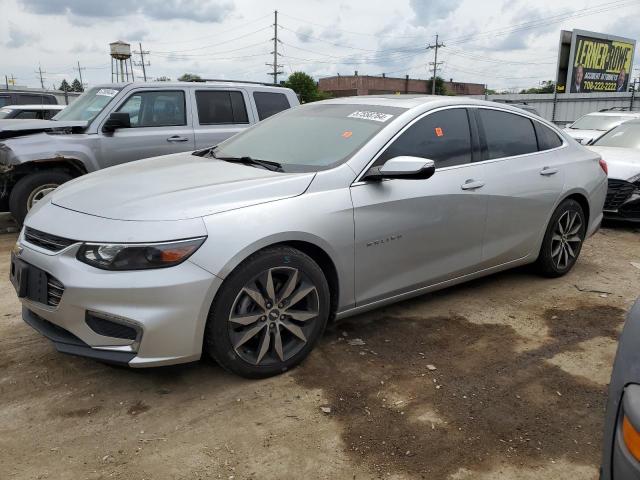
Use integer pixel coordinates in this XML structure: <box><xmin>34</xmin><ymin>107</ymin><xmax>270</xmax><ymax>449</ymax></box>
<box><xmin>36</xmin><ymin>64</ymin><xmax>46</xmax><ymax>89</ymax></box>
<box><xmin>75</xmin><ymin>61</ymin><xmax>85</xmax><ymax>89</ymax></box>
<box><xmin>134</xmin><ymin>43</ymin><xmax>150</xmax><ymax>81</ymax></box>
<box><xmin>426</xmin><ymin>34</ymin><xmax>445</xmax><ymax>95</ymax></box>
<box><xmin>266</xmin><ymin>10</ymin><xmax>283</xmax><ymax>84</ymax></box>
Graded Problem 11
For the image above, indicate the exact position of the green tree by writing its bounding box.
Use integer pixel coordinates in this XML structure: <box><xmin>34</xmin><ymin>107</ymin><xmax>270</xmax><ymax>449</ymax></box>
<box><xmin>519</xmin><ymin>80</ymin><xmax>555</xmax><ymax>94</ymax></box>
<box><xmin>58</xmin><ymin>79</ymin><xmax>71</xmax><ymax>92</ymax></box>
<box><xmin>178</xmin><ymin>73</ymin><xmax>202</xmax><ymax>82</ymax></box>
<box><xmin>283</xmin><ymin>71</ymin><xmax>331</xmax><ymax>103</ymax></box>
<box><xmin>71</xmin><ymin>78</ymin><xmax>84</xmax><ymax>92</ymax></box>
<box><xmin>426</xmin><ymin>76</ymin><xmax>447</xmax><ymax>95</ymax></box>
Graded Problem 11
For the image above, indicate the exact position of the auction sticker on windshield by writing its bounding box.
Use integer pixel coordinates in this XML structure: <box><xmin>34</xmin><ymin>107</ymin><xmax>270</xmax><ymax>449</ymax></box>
<box><xmin>96</xmin><ymin>89</ymin><xmax>119</xmax><ymax>97</ymax></box>
<box><xmin>348</xmin><ymin>111</ymin><xmax>394</xmax><ymax>122</ymax></box>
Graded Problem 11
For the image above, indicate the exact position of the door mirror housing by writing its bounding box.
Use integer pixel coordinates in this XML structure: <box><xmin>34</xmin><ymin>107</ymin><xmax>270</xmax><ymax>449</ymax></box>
<box><xmin>102</xmin><ymin>112</ymin><xmax>131</xmax><ymax>133</ymax></box>
<box><xmin>364</xmin><ymin>156</ymin><xmax>436</xmax><ymax>181</ymax></box>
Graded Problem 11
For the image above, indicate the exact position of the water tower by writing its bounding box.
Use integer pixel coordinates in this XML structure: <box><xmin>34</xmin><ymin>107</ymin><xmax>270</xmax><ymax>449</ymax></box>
<box><xmin>110</xmin><ymin>41</ymin><xmax>134</xmax><ymax>82</ymax></box>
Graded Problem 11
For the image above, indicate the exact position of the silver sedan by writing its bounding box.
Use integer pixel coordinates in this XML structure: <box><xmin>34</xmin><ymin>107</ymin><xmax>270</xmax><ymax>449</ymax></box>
<box><xmin>11</xmin><ymin>96</ymin><xmax>607</xmax><ymax>378</ymax></box>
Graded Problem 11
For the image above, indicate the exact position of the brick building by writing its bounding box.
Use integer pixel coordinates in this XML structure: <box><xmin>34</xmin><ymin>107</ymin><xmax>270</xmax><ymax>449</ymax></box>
<box><xmin>318</xmin><ymin>74</ymin><xmax>485</xmax><ymax>97</ymax></box>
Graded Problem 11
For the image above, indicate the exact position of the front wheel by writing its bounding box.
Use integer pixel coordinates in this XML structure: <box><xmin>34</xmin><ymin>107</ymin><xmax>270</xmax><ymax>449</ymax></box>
<box><xmin>9</xmin><ymin>170</ymin><xmax>72</xmax><ymax>225</ymax></box>
<box><xmin>536</xmin><ymin>199</ymin><xmax>586</xmax><ymax>277</ymax></box>
<box><xmin>204</xmin><ymin>246</ymin><xmax>330</xmax><ymax>378</ymax></box>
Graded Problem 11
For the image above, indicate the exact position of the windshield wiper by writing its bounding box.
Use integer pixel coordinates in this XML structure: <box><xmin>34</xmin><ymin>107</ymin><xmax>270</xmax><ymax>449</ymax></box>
<box><xmin>213</xmin><ymin>154</ymin><xmax>283</xmax><ymax>172</ymax></box>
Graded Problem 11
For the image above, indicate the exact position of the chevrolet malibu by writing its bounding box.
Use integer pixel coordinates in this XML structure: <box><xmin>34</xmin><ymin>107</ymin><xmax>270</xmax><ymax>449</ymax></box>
<box><xmin>10</xmin><ymin>96</ymin><xmax>607</xmax><ymax>378</ymax></box>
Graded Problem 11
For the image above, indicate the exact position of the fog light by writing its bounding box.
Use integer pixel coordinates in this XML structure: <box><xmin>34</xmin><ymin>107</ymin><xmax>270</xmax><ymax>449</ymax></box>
<box><xmin>85</xmin><ymin>311</ymin><xmax>140</xmax><ymax>342</ymax></box>
<box><xmin>623</xmin><ymin>416</ymin><xmax>640</xmax><ymax>461</ymax></box>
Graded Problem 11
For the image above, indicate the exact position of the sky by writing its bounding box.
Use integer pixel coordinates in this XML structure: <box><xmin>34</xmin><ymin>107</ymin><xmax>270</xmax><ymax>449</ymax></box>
<box><xmin>0</xmin><ymin>0</ymin><xmax>638</xmax><ymax>92</ymax></box>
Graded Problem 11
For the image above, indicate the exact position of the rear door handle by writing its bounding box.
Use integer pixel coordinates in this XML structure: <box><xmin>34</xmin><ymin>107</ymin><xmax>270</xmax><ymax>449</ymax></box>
<box><xmin>167</xmin><ymin>135</ymin><xmax>189</xmax><ymax>143</ymax></box>
<box><xmin>461</xmin><ymin>179</ymin><xmax>485</xmax><ymax>190</ymax></box>
<box><xmin>540</xmin><ymin>167</ymin><xmax>559</xmax><ymax>176</ymax></box>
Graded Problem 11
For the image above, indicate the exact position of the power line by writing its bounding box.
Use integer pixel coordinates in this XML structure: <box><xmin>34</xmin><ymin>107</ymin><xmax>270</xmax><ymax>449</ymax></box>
<box><xmin>35</xmin><ymin>64</ymin><xmax>46</xmax><ymax>89</ymax></box>
<box><xmin>266</xmin><ymin>10</ymin><xmax>283</xmax><ymax>83</ymax></box>
<box><xmin>133</xmin><ymin>43</ymin><xmax>150</xmax><ymax>81</ymax></box>
<box><xmin>427</xmin><ymin>34</ymin><xmax>445</xmax><ymax>95</ymax></box>
<box><xmin>74</xmin><ymin>61</ymin><xmax>85</xmax><ymax>88</ymax></box>
<box><xmin>150</xmin><ymin>26</ymin><xmax>271</xmax><ymax>54</ymax></box>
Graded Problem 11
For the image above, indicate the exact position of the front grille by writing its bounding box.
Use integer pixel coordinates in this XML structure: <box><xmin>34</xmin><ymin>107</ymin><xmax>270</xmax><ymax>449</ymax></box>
<box><xmin>47</xmin><ymin>276</ymin><xmax>65</xmax><ymax>307</ymax></box>
<box><xmin>24</xmin><ymin>227</ymin><xmax>76</xmax><ymax>252</ymax></box>
<box><xmin>604</xmin><ymin>179</ymin><xmax>635</xmax><ymax>210</ymax></box>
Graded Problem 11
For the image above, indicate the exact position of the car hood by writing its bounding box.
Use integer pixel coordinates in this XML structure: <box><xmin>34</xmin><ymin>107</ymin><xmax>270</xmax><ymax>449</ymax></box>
<box><xmin>563</xmin><ymin>128</ymin><xmax>602</xmax><ymax>144</ymax></box>
<box><xmin>0</xmin><ymin>119</ymin><xmax>88</xmax><ymax>139</ymax></box>
<box><xmin>587</xmin><ymin>146</ymin><xmax>640</xmax><ymax>181</ymax></box>
<box><xmin>51</xmin><ymin>152</ymin><xmax>316</xmax><ymax>221</ymax></box>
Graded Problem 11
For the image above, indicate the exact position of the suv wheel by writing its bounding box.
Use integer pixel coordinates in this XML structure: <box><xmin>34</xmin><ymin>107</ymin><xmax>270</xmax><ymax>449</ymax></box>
<box><xmin>9</xmin><ymin>171</ymin><xmax>72</xmax><ymax>225</ymax></box>
<box><xmin>205</xmin><ymin>246</ymin><xmax>330</xmax><ymax>378</ymax></box>
<box><xmin>536</xmin><ymin>199</ymin><xmax>586</xmax><ymax>277</ymax></box>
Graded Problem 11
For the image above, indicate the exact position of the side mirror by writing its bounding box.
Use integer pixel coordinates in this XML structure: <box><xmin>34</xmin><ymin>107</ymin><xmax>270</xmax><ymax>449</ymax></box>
<box><xmin>102</xmin><ymin>112</ymin><xmax>131</xmax><ymax>133</ymax></box>
<box><xmin>363</xmin><ymin>156</ymin><xmax>436</xmax><ymax>181</ymax></box>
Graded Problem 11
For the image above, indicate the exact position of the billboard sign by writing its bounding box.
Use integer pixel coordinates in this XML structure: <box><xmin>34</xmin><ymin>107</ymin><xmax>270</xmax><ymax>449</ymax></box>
<box><xmin>555</xmin><ymin>29</ymin><xmax>635</xmax><ymax>93</ymax></box>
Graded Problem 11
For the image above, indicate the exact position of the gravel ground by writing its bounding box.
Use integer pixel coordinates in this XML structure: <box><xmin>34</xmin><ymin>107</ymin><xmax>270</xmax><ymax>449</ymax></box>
<box><xmin>1</xmin><ymin>222</ymin><xmax>639</xmax><ymax>480</ymax></box>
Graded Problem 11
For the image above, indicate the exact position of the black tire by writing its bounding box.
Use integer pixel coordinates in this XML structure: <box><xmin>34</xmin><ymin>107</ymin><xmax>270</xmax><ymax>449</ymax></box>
<box><xmin>9</xmin><ymin>170</ymin><xmax>72</xmax><ymax>225</ymax></box>
<box><xmin>536</xmin><ymin>199</ymin><xmax>586</xmax><ymax>277</ymax></box>
<box><xmin>204</xmin><ymin>246</ymin><xmax>330</xmax><ymax>379</ymax></box>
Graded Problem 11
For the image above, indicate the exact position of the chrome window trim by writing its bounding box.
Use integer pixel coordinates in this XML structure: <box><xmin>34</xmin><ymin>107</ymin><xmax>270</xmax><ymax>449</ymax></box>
<box><xmin>352</xmin><ymin>104</ymin><xmax>568</xmax><ymax>186</ymax></box>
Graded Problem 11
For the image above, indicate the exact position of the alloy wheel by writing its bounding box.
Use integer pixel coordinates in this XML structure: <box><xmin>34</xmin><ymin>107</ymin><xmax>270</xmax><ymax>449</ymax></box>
<box><xmin>550</xmin><ymin>210</ymin><xmax>583</xmax><ymax>270</ymax></box>
<box><xmin>228</xmin><ymin>267</ymin><xmax>320</xmax><ymax>366</ymax></box>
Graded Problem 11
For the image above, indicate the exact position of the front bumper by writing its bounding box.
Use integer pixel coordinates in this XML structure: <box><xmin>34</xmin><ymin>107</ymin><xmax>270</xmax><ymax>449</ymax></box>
<box><xmin>15</xmin><ymin>234</ymin><xmax>223</xmax><ymax>367</ymax></box>
<box><xmin>604</xmin><ymin>179</ymin><xmax>640</xmax><ymax>222</ymax></box>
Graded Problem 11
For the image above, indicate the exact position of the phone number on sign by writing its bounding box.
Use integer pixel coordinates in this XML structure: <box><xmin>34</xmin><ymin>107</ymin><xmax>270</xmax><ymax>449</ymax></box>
<box><xmin>582</xmin><ymin>81</ymin><xmax>618</xmax><ymax>91</ymax></box>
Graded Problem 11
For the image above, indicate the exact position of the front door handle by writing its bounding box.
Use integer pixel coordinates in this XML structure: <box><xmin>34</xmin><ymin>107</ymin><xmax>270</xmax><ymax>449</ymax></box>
<box><xmin>540</xmin><ymin>166</ymin><xmax>559</xmax><ymax>176</ymax></box>
<box><xmin>461</xmin><ymin>179</ymin><xmax>485</xmax><ymax>190</ymax></box>
<box><xmin>167</xmin><ymin>135</ymin><xmax>189</xmax><ymax>143</ymax></box>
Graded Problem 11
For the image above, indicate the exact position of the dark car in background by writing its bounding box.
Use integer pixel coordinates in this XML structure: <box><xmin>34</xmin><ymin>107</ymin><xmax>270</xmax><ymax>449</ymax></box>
<box><xmin>601</xmin><ymin>299</ymin><xmax>640</xmax><ymax>479</ymax></box>
<box><xmin>0</xmin><ymin>90</ymin><xmax>58</xmax><ymax>107</ymax></box>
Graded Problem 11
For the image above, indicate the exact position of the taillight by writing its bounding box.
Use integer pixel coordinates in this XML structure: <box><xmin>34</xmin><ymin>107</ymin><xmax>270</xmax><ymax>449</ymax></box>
<box><xmin>599</xmin><ymin>158</ymin><xmax>608</xmax><ymax>175</ymax></box>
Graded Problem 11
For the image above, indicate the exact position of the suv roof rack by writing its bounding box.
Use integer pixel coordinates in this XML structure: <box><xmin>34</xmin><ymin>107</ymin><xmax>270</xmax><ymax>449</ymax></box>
<box><xmin>195</xmin><ymin>78</ymin><xmax>280</xmax><ymax>87</ymax></box>
<box><xmin>598</xmin><ymin>107</ymin><xmax>631</xmax><ymax>112</ymax></box>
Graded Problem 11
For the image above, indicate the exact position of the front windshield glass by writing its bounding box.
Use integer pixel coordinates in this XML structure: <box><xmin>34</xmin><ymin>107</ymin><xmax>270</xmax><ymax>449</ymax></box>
<box><xmin>0</xmin><ymin>108</ymin><xmax>14</xmax><ymax>119</ymax></box>
<box><xmin>570</xmin><ymin>115</ymin><xmax>630</xmax><ymax>131</ymax></box>
<box><xmin>212</xmin><ymin>103</ymin><xmax>407</xmax><ymax>172</ymax></box>
<box><xmin>592</xmin><ymin>123</ymin><xmax>640</xmax><ymax>149</ymax></box>
<box><xmin>52</xmin><ymin>87</ymin><xmax>121</xmax><ymax>122</ymax></box>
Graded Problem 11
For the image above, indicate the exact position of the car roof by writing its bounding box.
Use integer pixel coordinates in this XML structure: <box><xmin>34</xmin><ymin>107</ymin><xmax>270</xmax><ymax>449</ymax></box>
<box><xmin>584</xmin><ymin>111</ymin><xmax>640</xmax><ymax>117</ymax></box>
<box><xmin>1</xmin><ymin>104</ymin><xmax>65</xmax><ymax>110</ymax></box>
<box><xmin>319</xmin><ymin>94</ymin><xmax>539</xmax><ymax>113</ymax></box>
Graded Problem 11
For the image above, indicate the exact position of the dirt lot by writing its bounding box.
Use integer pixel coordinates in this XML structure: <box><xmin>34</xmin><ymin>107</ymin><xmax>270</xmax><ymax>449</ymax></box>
<box><xmin>1</xmin><ymin>220</ymin><xmax>639</xmax><ymax>480</ymax></box>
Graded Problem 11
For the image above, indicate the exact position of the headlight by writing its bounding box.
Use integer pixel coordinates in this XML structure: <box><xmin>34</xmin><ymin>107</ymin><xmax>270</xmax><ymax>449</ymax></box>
<box><xmin>77</xmin><ymin>237</ymin><xmax>206</xmax><ymax>271</ymax></box>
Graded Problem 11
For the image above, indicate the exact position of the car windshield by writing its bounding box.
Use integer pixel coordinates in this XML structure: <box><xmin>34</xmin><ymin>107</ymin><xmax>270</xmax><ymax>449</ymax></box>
<box><xmin>212</xmin><ymin>103</ymin><xmax>407</xmax><ymax>172</ymax></box>
<box><xmin>570</xmin><ymin>115</ymin><xmax>631</xmax><ymax>131</ymax></box>
<box><xmin>0</xmin><ymin>108</ymin><xmax>14</xmax><ymax>119</ymax></box>
<box><xmin>592</xmin><ymin>122</ymin><xmax>640</xmax><ymax>149</ymax></box>
<box><xmin>52</xmin><ymin>87</ymin><xmax>121</xmax><ymax>122</ymax></box>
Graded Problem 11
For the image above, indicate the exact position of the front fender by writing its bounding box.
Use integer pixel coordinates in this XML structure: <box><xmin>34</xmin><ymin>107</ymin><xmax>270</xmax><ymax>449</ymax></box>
<box><xmin>189</xmin><ymin>190</ymin><xmax>356</xmax><ymax>312</ymax></box>
<box><xmin>0</xmin><ymin>132</ymin><xmax>99</xmax><ymax>172</ymax></box>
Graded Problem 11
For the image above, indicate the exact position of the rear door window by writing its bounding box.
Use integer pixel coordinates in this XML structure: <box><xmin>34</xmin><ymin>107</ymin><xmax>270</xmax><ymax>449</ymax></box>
<box><xmin>533</xmin><ymin>122</ymin><xmax>563</xmax><ymax>151</ymax></box>
<box><xmin>195</xmin><ymin>90</ymin><xmax>249</xmax><ymax>124</ymax></box>
<box><xmin>253</xmin><ymin>92</ymin><xmax>290</xmax><ymax>120</ymax></box>
<box><xmin>478</xmin><ymin>109</ymin><xmax>538</xmax><ymax>159</ymax></box>
<box><xmin>0</xmin><ymin>96</ymin><xmax>10</xmax><ymax>107</ymax></box>
<box><xmin>377</xmin><ymin>108</ymin><xmax>473</xmax><ymax>168</ymax></box>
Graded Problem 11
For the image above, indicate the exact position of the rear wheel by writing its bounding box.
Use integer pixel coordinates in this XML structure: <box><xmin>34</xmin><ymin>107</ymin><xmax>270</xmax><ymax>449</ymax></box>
<box><xmin>536</xmin><ymin>199</ymin><xmax>586</xmax><ymax>277</ymax></box>
<box><xmin>9</xmin><ymin>170</ymin><xmax>72</xmax><ymax>225</ymax></box>
<box><xmin>204</xmin><ymin>246</ymin><xmax>330</xmax><ymax>378</ymax></box>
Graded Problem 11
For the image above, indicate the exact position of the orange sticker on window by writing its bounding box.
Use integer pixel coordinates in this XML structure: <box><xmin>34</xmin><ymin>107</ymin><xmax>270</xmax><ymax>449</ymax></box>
<box><xmin>435</xmin><ymin>127</ymin><xmax>444</xmax><ymax>137</ymax></box>
<box><xmin>342</xmin><ymin>130</ymin><xmax>353</xmax><ymax>138</ymax></box>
